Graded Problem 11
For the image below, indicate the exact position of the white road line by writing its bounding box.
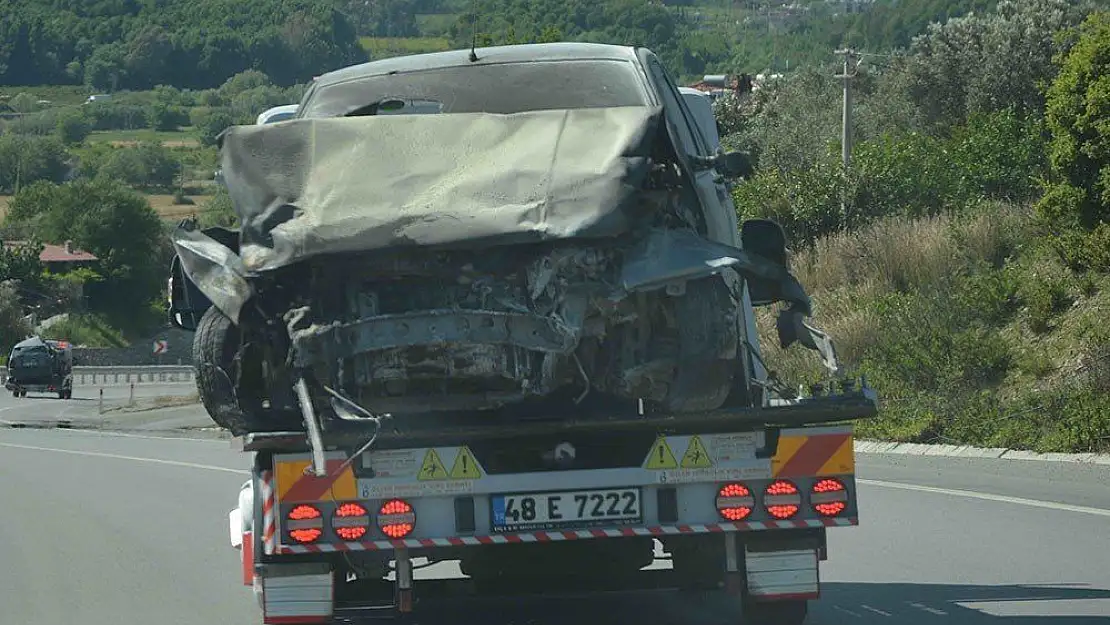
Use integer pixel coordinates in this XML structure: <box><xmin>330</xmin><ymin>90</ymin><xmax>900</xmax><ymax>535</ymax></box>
<box><xmin>860</xmin><ymin>604</ymin><xmax>892</xmax><ymax>617</ymax></box>
<box><xmin>833</xmin><ymin>605</ymin><xmax>863</xmax><ymax>618</ymax></box>
<box><xmin>0</xmin><ymin>442</ymin><xmax>247</xmax><ymax>474</ymax></box>
<box><xmin>859</xmin><ymin>478</ymin><xmax>1110</xmax><ymax>518</ymax></box>
<box><xmin>49</xmin><ymin>429</ymin><xmax>226</xmax><ymax>444</ymax></box>
<box><xmin>909</xmin><ymin>602</ymin><xmax>947</xmax><ymax>616</ymax></box>
<box><xmin>0</xmin><ymin>424</ymin><xmax>226</xmax><ymax>443</ymax></box>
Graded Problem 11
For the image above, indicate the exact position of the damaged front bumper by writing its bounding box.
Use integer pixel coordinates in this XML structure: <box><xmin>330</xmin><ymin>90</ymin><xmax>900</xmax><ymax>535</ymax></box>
<box><xmin>288</xmin><ymin>307</ymin><xmax>586</xmax><ymax>368</ymax></box>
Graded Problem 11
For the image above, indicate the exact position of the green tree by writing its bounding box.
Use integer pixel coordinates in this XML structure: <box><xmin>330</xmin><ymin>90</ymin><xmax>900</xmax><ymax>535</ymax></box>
<box><xmin>95</xmin><ymin>143</ymin><xmax>182</xmax><ymax>190</ymax></box>
<box><xmin>0</xmin><ymin>135</ymin><xmax>71</xmax><ymax>194</ymax></box>
<box><xmin>191</xmin><ymin>107</ymin><xmax>236</xmax><ymax>147</ymax></box>
<box><xmin>897</xmin><ymin>0</ymin><xmax>1087</xmax><ymax>130</ymax></box>
<box><xmin>55</xmin><ymin>110</ymin><xmax>92</xmax><ymax>145</ymax></box>
<box><xmin>4</xmin><ymin>179</ymin><xmax>168</xmax><ymax>334</ymax></box>
<box><xmin>1037</xmin><ymin>10</ymin><xmax>1110</xmax><ymax>269</ymax></box>
<box><xmin>0</xmin><ymin>281</ymin><xmax>32</xmax><ymax>358</ymax></box>
<box><xmin>198</xmin><ymin>189</ymin><xmax>238</xmax><ymax>228</ymax></box>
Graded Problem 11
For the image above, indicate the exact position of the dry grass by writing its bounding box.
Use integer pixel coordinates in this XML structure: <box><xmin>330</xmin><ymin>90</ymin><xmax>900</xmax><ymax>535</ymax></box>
<box><xmin>757</xmin><ymin>203</ymin><xmax>1032</xmax><ymax>381</ymax></box>
<box><xmin>145</xmin><ymin>194</ymin><xmax>210</xmax><ymax>219</ymax></box>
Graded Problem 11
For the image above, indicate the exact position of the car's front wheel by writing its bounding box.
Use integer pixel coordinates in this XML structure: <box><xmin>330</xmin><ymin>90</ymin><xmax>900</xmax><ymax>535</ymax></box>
<box><xmin>193</xmin><ymin>306</ymin><xmax>303</xmax><ymax>435</ymax></box>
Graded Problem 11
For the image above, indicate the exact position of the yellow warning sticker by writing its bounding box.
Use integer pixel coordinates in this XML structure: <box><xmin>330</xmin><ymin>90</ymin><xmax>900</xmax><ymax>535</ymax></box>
<box><xmin>645</xmin><ymin>437</ymin><xmax>679</xmax><ymax>470</ymax></box>
<box><xmin>681</xmin><ymin>435</ymin><xmax>713</xmax><ymax>469</ymax></box>
<box><xmin>450</xmin><ymin>446</ymin><xmax>482</xmax><ymax>479</ymax></box>
<box><xmin>418</xmin><ymin>449</ymin><xmax>449</xmax><ymax>481</ymax></box>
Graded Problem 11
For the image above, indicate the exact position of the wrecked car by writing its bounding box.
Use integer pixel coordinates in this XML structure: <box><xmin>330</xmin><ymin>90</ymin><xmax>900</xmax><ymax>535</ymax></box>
<box><xmin>168</xmin><ymin>43</ymin><xmax>836</xmax><ymax>435</ymax></box>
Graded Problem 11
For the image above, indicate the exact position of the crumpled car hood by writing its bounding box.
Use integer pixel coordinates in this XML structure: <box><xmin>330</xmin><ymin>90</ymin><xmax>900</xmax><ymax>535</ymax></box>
<box><xmin>217</xmin><ymin>105</ymin><xmax>663</xmax><ymax>274</ymax></box>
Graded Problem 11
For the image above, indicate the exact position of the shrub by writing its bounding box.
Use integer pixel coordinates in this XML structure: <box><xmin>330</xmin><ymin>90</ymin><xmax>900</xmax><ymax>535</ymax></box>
<box><xmin>55</xmin><ymin>110</ymin><xmax>92</xmax><ymax>145</ymax></box>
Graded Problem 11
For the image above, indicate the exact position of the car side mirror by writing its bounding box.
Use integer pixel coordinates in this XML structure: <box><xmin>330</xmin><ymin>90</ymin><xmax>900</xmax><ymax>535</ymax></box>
<box><xmin>716</xmin><ymin>150</ymin><xmax>753</xmax><ymax>179</ymax></box>
<box><xmin>688</xmin><ymin>149</ymin><xmax>753</xmax><ymax>179</ymax></box>
<box><xmin>741</xmin><ymin>219</ymin><xmax>790</xmax><ymax>306</ymax></box>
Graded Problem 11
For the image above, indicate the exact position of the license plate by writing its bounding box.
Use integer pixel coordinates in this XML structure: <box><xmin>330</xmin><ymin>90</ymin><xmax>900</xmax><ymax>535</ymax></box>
<box><xmin>491</xmin><ymin>488</ymin><xmax>642</xmax><ymax>532</ymax></box>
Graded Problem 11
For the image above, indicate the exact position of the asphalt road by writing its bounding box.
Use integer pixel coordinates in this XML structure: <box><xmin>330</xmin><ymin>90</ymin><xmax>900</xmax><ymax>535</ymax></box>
<box><xmin>0</xmin><ymin>381</ymin><xmax>209</xmax><ymax>429</ymax></box>
<box><xmin>1</xmin><ymin>427</ymin><xmax>1108</xmax><ymax>625</ymax></box>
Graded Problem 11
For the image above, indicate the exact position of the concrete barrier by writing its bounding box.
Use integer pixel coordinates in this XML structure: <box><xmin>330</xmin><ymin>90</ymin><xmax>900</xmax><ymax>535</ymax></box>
<box><xmin>0</xmin><ymin>365</ymin><xmax>197</xmax><ymax>387</ymax></box>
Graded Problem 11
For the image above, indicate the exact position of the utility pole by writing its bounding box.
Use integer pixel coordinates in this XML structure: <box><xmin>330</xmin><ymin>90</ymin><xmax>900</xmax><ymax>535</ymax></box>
<box><xmin>834</xmin><ymin>48</ymin><xmax>859</xmax><ymax>217</ymax></box>
<box><xmin>834</xmin><ymin>48</ymin><xmax>858</xmax><ymax>172</ymax></box>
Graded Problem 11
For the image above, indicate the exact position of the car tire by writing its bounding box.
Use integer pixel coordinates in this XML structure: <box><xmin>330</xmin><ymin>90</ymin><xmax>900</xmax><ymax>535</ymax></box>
<box><xmin>193</xmin><ymin>306</ymin><xmax>300</xmax><ymax>436</ymax></box>
<box><xmin>193</xmin><ymin>306</ymin><xmax>250</xmax><ymax>432</ymax></box>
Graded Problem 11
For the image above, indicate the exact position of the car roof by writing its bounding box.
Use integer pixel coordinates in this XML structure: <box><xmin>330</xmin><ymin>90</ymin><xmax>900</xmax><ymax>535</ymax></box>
<box><xmin>313</xmin><ymin>42</ymin><xmax>643</xmax><ymax>88</ymax></box>
<box><xmin>12</xmin><ymin>336</ymin><xmax>47</xmax><ymax>350</ymax></box>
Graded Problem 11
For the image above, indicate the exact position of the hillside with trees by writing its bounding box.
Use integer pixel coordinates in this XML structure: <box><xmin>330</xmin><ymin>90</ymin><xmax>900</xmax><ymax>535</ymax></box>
<box><xmin>0</xmin><ymin>0</ymin><xmax>364</xmax><ymax>89</ymax></box>
<box><xmin>724</xmin><ymin>0</ymin><xmax>1110</xmax><ymax>453</ymax></box>
<box><xmin>0</xmin><ymin>0</ymin><xmax>1048</xmax><ymax>89</ymax></box>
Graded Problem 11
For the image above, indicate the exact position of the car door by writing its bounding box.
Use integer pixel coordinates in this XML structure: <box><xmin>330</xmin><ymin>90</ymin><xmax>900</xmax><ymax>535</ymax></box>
<box><xmin>638</xmin><ymin>51</ymin><xmax>741</xmax><ymax>248</ymax></box>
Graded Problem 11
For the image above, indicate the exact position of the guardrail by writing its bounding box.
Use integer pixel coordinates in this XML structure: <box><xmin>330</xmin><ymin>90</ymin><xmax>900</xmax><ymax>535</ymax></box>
<box><xmin>0</xmin><ymin>365</ymin><xmax>196</xmax><ymax>387</ymax></box>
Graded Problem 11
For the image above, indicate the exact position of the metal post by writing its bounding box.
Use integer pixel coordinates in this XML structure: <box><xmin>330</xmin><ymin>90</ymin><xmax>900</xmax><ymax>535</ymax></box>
<box><xmin>395</xmin><ymin>547</ymin><xmax>414</xmax><ymax>613</ymax></box>
<box><xmin>294</xmin><ymin>377</ymin><xmax>328</xmax><ymax>477</ymax></box>
<box><xmin>98</xmin><ymin>388</ymin><xmax>103</xmax><ymax>414</ymax></box>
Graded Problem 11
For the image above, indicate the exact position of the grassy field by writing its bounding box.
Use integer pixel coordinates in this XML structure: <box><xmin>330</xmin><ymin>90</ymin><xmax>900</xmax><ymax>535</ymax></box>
<box><xmin>1</xmin><ymin>193</ymin><xmax>211</xmax><ymax>222</ymax></box>
<box><xmin>0</xmin><ymin>85</ymin><xmax>93</xmax><ymax>107</ymax></box>
<box><xmin>88</xmin><ymin>129</ymin><xmax>200</xmax><ymax>148</ymax></box>
<box><xmin>416</xmin><ymin>13</ymin><xmax>459</xmax><ymax>37</ymax></box>
<box><xmin>147</xmin><ymin>194</ymin><xmax>212</xmax><ymax>219</ymax></box>
<box><xmin>360</xmin><ymin>36</ymin><xmax>453</xmax><ymax>58</ymax></box>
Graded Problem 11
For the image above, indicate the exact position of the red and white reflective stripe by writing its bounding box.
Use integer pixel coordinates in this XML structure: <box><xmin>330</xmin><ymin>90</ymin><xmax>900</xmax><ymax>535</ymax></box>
<box><xmin>277</xmin><ymin>517</ymin><xmax>858</xmax><ymax>554</ymax></box>
<box><xmin>260</xmin><ymin>470</ymin><xmax>276</xmax><ymax>555</ymax></box>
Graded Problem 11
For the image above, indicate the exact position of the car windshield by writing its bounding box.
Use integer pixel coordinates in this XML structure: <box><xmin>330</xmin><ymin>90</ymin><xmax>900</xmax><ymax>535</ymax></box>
<box><xmin>298</xmin><ymin>59</ymin><xmax>649</xmax><ymax>119</ymax></box>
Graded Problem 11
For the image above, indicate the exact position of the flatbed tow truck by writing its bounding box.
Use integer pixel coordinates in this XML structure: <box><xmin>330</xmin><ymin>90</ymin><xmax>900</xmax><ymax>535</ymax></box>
<box><xmin>227</xmin><ymin>379</ymin><xmax>877</xmax><ymax>625</ymax></box>
<box><xmin>206</xmin><ymin>59</ymin><xmax>883</xmax><ymax>625</ymax></box>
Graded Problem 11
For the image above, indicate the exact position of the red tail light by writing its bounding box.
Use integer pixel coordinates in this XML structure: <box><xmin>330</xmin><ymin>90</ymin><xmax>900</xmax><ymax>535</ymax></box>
<box><xmin>811</xmin><ymin>478</ymin><xmax>848</xmax><ymax>517</ymax></box>
<box><xmin>763</xmin><ymin>480</ymin><xmax>801</xmax><ymax>519</ymax></box>
<box><xmin>716</xmin><ymin>483</ymin><xmax>754</xmax><ymax>521</ymax></box>
<box><xmin>333</xmin><ymin>502</ymin><xmax>370</xmax><ymax>541</ymax></box>
<box><xmin>378</xmin><ymin>499</ymin><xmax>416</xmax><ymax>539</ymax></box>
<box><xmin>287</xmin><ymin>504</ymin><xmax>323</xmax><ymax>543</ymax></box>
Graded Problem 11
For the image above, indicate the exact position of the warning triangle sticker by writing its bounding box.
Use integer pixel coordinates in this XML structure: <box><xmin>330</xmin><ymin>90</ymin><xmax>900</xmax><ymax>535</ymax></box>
<box><xmin>680</xmin><ymin>435</ymin><xmax>713</xmax><ymax>469</ymax></box>
<box><xmin>450</xmin><ymin>446</ymin><xmax>482</xmax><ymax>480</ymax></box>
<box><xmin>418</xmin><ymin>449</ymin><xmax>449</xmax><ymax>481</ymax></box>
<box><xmin>645</xmin><ymin>437</ymin><xmax>679</xmax><ymax>470</ymax></box>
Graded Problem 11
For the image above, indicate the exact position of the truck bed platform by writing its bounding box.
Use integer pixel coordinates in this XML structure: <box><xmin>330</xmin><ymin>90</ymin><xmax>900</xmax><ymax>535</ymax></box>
<box><xmin>236</xmin><ymin>386</ymin><xmax>878</xmax><ymax>452</ymax></box>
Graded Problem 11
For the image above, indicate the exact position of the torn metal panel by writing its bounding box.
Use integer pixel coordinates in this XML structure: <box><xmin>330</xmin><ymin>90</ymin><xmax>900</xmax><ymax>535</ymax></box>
<box><xmin>619</xmin><ymin>228</ymin><xmax>812</xmax><ymax>315</ymax></box>
<box><xmin>170</xmin><ymin>224</ymin><xmax>253</xmax><ymax>324</ymax></box>
<box><xmin>217</xmin><ymin>106</ymin><xmax>663</xmax><ymax>273</ymax></box>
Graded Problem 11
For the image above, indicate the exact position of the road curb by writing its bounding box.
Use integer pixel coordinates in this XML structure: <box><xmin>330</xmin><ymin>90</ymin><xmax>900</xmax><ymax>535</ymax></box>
<box><xmin>855</xmin><ymin>439</ymin><xmax>1110</xmax><ymax>465</ymax></box>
